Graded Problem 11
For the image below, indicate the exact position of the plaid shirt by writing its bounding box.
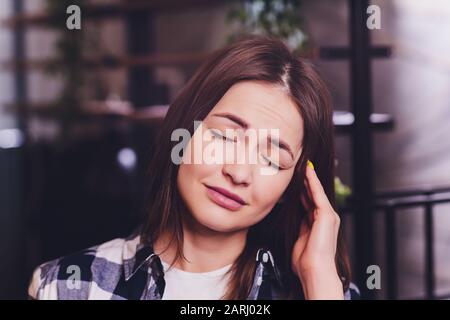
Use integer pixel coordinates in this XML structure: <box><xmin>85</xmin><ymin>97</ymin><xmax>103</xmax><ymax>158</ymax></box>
<box><xmin>28</xmin><ymin>233</ymin><xmax>360</xmax><ymax>300</ymax></box>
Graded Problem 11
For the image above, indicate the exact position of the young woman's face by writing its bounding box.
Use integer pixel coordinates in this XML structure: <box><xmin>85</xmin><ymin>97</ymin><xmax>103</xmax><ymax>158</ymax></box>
<box><xmin>177</xmin><ymin>81</ymin><xmax>304</xmax><ymax>233</ymax></box>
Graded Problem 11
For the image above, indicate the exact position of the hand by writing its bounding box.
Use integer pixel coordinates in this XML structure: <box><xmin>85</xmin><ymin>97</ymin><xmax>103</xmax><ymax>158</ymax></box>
<box><xmin>291</xmin><ymin>161</ymin><xmax>344</xmax><ymax>299</ymax></box>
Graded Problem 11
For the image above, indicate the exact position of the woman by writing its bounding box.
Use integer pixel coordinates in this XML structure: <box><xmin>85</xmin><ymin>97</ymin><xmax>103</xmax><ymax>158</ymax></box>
<box><xmin>28</xmin><ymin>36</ymin><xmax>360</xmax><ymax>300</ymax></box>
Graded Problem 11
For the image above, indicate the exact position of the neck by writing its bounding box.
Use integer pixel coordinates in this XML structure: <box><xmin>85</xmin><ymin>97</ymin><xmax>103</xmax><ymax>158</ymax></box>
<box><xmin>154</xmin><ymin>214</ymin><xmax>248</xmax><ymax>273</ymax></box>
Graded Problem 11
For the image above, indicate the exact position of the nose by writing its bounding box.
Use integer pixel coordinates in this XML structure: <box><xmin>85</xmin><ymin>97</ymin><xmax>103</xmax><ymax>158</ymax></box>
<box><xmin>222</xmin><ymin>162</ymin><xmax>252</xmax><ymax>186</ymax></box>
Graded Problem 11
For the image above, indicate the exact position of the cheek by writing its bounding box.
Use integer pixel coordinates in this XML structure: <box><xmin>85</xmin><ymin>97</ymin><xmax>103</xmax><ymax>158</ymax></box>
<box><xmin>177</xmin><ymin>139</ymin><xmax>222</xmax><ymax>203</ymax></box>
<box><xmin>179</xmin><ymin>133</ymin><xmax>217</xmax><ymax>181</ymax></box>
<box><xmin>179</xmin><ymin>125</ymin><xmax>222</xmax><ymax>172</ymax></box>
<box><xmin>177</xmin><ymin>162</ymin><xmax>217</xmax><ymax>194</ymax></box>
<box><xmin>252</xmin><ymin>172</ymin><xmax>294</xmax><ymax>214</ymax></box>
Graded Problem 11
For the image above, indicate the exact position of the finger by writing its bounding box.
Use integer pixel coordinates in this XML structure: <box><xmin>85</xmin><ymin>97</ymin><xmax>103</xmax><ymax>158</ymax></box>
<box><xmin>334</xmin><ymin>213</ymin><xmax>341</xmax><ymax>254</ymax></box>
<box><xmin>305</xmin><ymin>165</ymin><xmax>333</xmax><ymax>211</ymax></box>
<box><xmin>300</xmin><ymin>188</ymin><xmax>315</xmax><ymax>229</ymax></box>
<box><xmin>301</xmin><ymin>183</ymin><xmax>313</xmax><ymax>212</ymax></box>
<box><xmin>308</xmin><ymin>213</ymin><xmax>339</xmax><ymax>260</ymax></box>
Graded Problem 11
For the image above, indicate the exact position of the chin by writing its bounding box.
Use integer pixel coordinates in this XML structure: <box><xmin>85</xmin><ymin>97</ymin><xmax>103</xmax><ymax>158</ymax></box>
<box><xmin>192</xmin><ymin>208</ymin><xmax>248</xmax><ymax>233</ymax></box>
<box><xmin>203</xmin><ymin>223</ymin><xmax>242</xmax><ymax>233</ymax></box>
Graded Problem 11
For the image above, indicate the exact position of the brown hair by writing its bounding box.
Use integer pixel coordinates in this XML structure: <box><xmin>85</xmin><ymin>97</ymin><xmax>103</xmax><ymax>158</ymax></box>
<box><xmin>141</xmin><ymin>35</ymin><xmax>351</xmax><ymax>299</ymax></box>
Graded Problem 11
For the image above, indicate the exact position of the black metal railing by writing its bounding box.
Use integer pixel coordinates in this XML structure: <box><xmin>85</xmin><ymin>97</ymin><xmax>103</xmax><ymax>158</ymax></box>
<box><xmin>373</xmin><ymin>186</ymin><xmax>450</xmax><ymax>300</ymax></box>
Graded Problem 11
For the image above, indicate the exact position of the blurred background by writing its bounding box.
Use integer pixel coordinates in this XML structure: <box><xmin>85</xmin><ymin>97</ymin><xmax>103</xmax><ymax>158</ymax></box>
<box><xmin>0</xmin><ymin>0</ymin><xmax>449</xmax><ymax>300</ymax></box>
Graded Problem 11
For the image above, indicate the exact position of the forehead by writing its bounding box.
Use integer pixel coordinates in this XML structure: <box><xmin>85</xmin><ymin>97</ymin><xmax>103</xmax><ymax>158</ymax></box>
<box><xmin>206</xmin><ymin>81</ymin><xmax>304</xmax><ymax>157</ymax></box>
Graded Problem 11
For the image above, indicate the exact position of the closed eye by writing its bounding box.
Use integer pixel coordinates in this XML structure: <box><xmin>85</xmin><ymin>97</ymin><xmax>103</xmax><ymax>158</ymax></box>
<box><xmin>210</xmin><ymin>129</ymin><xmax>235</xmax><ymax>142</ymax></box>
<box><xmin>261</xmin><ymin>154</ymin><xmax>283</xmax><ymax>171</ymax></box>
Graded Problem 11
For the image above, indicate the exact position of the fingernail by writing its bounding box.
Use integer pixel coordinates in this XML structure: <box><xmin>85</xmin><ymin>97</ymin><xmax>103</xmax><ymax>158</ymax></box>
<box><xmin>307</xmin><ymin>160</ymin><xmax>314</xmax><ymax>170</ymax></box>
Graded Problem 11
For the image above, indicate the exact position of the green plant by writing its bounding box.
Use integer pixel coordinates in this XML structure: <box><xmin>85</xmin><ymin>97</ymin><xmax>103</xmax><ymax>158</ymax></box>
<box><xmin>43</xmin><ymin>0</ymin><xmax>87</xmax><ymax>144</ymax></box>
<box><xmin>46</xmin><ymin>0</ymin><xmax>86</xmax><ymax>112</ymax></box>
<box><xmin>335</xmin><ymin>176</ymin><xmax>352</xmax><ymax>208</ymax></box>
<box><xmin>226</xmin><ymin>0</ymin><xmax>309</xmax><ymax>53</ymax></box>
<box><xmin>45</xmin><ymin>0</ymin><xmax>111</xmax><ymax>145</ymax></box>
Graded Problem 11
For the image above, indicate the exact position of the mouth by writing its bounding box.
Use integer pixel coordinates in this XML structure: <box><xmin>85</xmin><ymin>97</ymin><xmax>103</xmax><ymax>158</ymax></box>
<box><xmin>204</xmin><ymin>184</ymin><xmax>248</xmax><ymax>211</ymax></box>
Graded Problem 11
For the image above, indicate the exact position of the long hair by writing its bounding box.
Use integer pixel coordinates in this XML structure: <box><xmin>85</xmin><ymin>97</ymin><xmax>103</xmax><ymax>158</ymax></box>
<box><xmin>140</xmin><ymin>35</ymin><xmax>351</xmax><ymax>299</ymax></box>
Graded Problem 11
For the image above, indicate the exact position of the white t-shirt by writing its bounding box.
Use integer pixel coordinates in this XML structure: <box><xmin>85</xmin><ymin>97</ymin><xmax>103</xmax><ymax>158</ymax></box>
<box><xmin>160</xmin><ymin>260</ymin><xmax>232</xmax><ymax>300</ymax></box>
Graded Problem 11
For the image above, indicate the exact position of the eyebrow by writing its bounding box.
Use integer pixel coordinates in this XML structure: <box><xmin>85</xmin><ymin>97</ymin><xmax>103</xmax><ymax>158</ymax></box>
<box><xmin>212</xmin><ymin>112</ymin><xmax>249</xmax><ymax>129</ymax></box>
<box><xmin>211</xmin><ymin>112</ymin><xmax>295</xmax><ymax>160</ymax></box>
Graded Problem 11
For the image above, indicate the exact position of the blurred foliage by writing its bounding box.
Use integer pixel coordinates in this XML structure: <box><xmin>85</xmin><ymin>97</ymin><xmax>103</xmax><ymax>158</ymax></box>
<box><xmin>45</xmin><ymin>0</ymin><xmax>110</xmax><ymax>144</ymax></box>
<box><xmin>335</xmin><ymin>176</ymin><xmax>352</xmax><ymax>208</ymax></box>
<box><xmin>46</xmin><ymin>0</ymin><xmax>86</xmax><ymax>112</ymax></box>
<box><xmin>226</xmin><ymin>0</ymin><xmax>310</xmax><ymax>53</ymax></box>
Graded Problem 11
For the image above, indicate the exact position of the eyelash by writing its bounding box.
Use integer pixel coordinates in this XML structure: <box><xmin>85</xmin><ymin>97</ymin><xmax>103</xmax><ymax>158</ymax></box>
<box><xmin>261</xmin><ymin>155</ymin><xmax>283</xmax><ymax>171</ymax></box>
<box><xmin>211</xmin><ymin>129</ymin><xmax>235</xmax><ymax>142</ymax></box>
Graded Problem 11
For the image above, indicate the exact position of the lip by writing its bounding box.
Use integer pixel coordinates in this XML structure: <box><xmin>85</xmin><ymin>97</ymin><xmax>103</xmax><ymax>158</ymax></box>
<box><xmin>204</xmin><ymin>184</ymin><xmax>248</xmax><ymax>211</ymax></box>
